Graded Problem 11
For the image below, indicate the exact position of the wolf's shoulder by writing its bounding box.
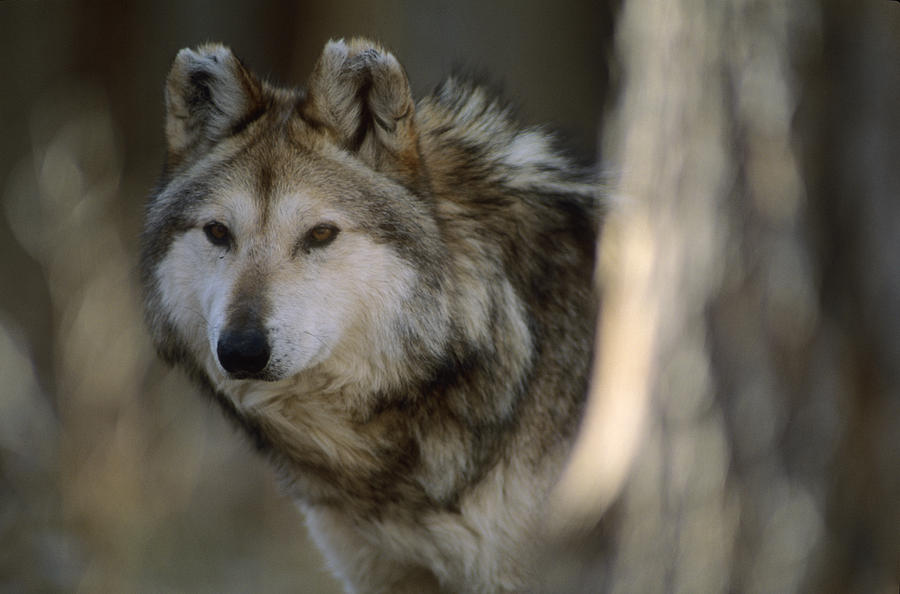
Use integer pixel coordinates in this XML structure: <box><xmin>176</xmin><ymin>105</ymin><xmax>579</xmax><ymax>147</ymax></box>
<box><xmin>417</xmin><ymin>76</ymin><xmax>598</xmax><ymax>206</ymax></box>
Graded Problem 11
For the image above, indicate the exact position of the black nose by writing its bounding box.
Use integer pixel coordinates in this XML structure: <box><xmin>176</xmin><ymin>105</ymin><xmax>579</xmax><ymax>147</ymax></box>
<box><xmin>217</xmin><ymin>327</ymin><xmax>271</xmax><ymax>375</ymax></box>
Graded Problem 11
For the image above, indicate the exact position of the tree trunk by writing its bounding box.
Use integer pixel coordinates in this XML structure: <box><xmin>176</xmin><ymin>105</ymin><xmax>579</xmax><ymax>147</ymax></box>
<box><xmin>549</xmin><ymin>0</ymin><xmax>900</xmax><ymax>591</ymax></box>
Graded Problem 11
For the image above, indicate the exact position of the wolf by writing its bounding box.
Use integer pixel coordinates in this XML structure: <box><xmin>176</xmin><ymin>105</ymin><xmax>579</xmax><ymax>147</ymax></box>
<box><xmin>141</xmin><ymin>38</ymin><xmax>599</xmax><ymax>593</ymax></box>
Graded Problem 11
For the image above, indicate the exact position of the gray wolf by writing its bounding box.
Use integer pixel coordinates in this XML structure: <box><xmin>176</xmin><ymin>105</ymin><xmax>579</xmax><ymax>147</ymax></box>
<box><xmin>141</xmin><ymin>38</ymin><xmax>599</xmax><ymax>593</ymax></box>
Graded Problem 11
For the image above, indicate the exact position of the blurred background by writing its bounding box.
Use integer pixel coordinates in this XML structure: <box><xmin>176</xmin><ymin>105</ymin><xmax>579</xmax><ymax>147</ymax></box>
<box><xmin>2</xmin><ymin>1</ymin><xmax>900</xmax><ymax>593</ymax></box>
<box><xmin>0</xmin><ymin>1</ymin><xmax>611</xmax><ymax>592</ymax></box>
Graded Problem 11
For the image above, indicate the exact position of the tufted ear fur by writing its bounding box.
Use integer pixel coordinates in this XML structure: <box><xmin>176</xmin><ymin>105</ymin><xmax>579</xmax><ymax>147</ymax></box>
<box><xmin>164</xmin><ymin>44</ymin><xmax>263</xmax><ymax>167</ymax></box>
<box><xmin>302</xmin><ymin>39</ymin><xmax>425</xmax><ymax>187</ymax></box>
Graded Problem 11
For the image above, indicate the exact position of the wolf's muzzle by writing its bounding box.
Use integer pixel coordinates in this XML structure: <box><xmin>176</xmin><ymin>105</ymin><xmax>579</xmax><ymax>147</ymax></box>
<box><xmin>217</xmin><ymin>326</ymin><xmax>271</xmax><ymax>376</ymax></box>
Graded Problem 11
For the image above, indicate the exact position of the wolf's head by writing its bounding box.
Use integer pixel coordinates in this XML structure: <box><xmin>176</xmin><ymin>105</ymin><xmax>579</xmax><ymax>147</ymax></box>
<box><xmin>142</xmin><ymin>40</ymin><xmax>449</xmax><ymax>397</ymax></box>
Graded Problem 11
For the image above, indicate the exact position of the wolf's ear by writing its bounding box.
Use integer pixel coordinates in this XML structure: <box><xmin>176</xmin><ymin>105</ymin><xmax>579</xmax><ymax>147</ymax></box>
<box><xmin>303</xmin><ymin>39</ymin><xmax>424</xmax><ymax>186</ymax></box>
<box><xmin>164</xmin><ymin>44</ymin><xmax>263</xmax><ymax>166</ymax></box>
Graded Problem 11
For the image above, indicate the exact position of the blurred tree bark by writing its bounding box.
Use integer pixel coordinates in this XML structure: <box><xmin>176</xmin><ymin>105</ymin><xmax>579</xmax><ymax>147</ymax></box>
<box><xmin>550</xmin><ymin>0</ymin><xmax>899</xmax><ymax>592</ymax></box>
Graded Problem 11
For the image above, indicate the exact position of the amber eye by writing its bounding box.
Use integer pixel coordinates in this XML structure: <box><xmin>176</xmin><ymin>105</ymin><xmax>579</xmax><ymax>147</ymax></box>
<box><xmin>203</xmin><ymin>221</ymin><xmax>231</xmax><ymax>247</ymax></box>
<box><xmin>308</xmin><ymin>224</ymin><xmax>339</xmax><ymax>247</ymax></box>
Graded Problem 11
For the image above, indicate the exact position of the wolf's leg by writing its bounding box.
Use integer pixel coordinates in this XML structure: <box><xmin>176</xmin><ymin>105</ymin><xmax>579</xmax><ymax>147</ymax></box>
<box><xmin>303</xmin><ymin>506</ymin><xmax>446</xmax><ymax>594</ymax></box>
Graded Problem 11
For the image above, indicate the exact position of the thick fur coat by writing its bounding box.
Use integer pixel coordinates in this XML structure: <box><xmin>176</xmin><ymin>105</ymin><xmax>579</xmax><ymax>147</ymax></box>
<box><xmin>141</xmin><ymin>39</ymin><xmax>599</xmax><ymax>593</ymax></box>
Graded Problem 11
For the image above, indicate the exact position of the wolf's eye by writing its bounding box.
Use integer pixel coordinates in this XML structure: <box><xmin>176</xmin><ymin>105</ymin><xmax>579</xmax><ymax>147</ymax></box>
<box><xmin>308</xmin><ymin>223</ymin><xmax>339</xmax><ymax>247</ymax></box>
<box><xmin>203</xmin><ymin>221</ymin><xmax>231</xmax><ymax>247</ymax></box>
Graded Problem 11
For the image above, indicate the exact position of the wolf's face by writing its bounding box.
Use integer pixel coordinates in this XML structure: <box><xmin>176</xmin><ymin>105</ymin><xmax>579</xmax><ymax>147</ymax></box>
<box><xmin>143</xmin><ymin>42</ymin><xmax>448</xmax><ymax>397</ymax></box>
<box><xmin>154</xmin><ymin>151</ymin><xmax>416</xmax><ymax>387</ymax></box>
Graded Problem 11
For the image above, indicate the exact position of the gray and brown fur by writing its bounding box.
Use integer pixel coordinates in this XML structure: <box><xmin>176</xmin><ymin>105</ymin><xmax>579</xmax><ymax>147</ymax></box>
<box><xmin>141</xmin><ymin>38</ymin><xmax>599</xmax><ymax>593</ymax></box>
